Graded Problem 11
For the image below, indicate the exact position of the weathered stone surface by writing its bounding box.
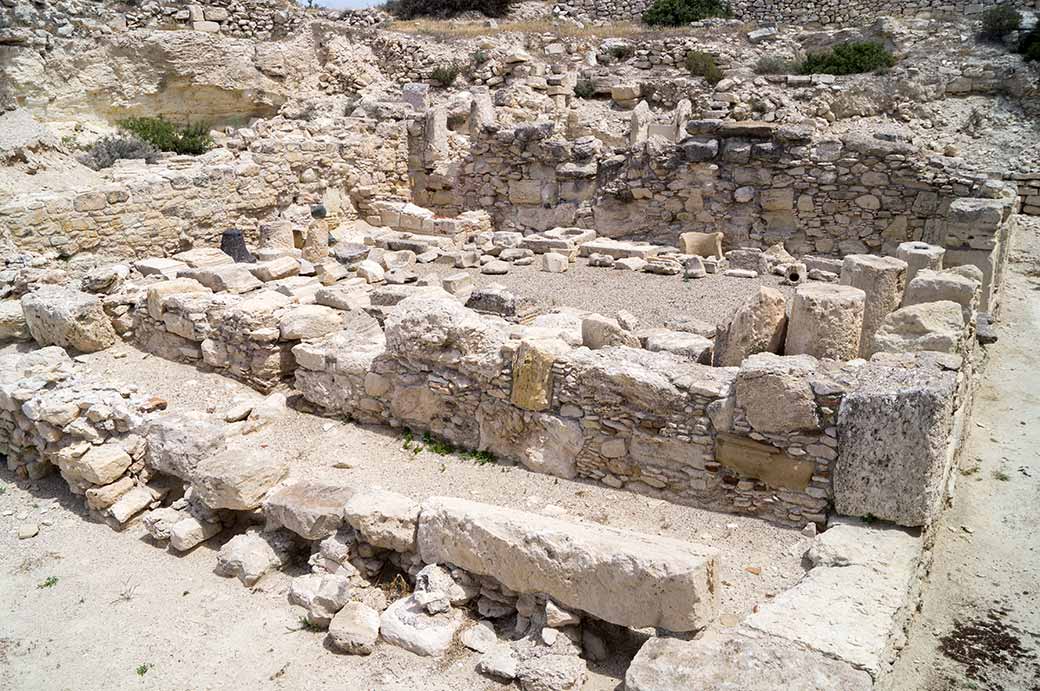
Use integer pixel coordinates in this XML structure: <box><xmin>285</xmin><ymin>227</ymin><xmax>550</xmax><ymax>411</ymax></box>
<box><xmin>343</xmin><ymin>489</ymin><xmax>420</xmax><ymax>552</ymax></box>
<box><xmin>291</xmin><ymin>572</ymin><xmax>352</xmax><ymax>628</ymax></box>
<box><xmin>581</xmin><ymin>313</ymin><xmax>640</xmax><ymax>350</ymax></box>
<box><xmin>108</xmin><ymin>485</ymin><xmax>155</xmax><ymax>525</ymax></box>
<box><xmin>417</xmin><ymin>496</ymin><xmax>718</xmax><ymax>631</ymax></box>
<box><xmin>215</xmin><ymin>529</ymin><xmax>292</xmax><ymax>586</ymax></box>
<box><xmin>185</xmin><ymin>264</ymin><xmax>263</xmax><ymax>294</ymax></box>
<box><xmin>785</xmin><ymin>284</ymin><xmax>865</xmax><ymax>361</ymax></box>
<box><xmin>146</xmin><ymin>278</ymin><xmax>211</xmax><ymax>321</ymax></box>
<box><xmin>871</xmin><ymin>301</ymin><xmax>965</xmax><ymax>355</ymax></box>
<box><xmin>511</xmin><ymin>339</ymin><xmax>570</xmax><ymax>412</ymax></box>
<box><xmin>379</xmin><ymin>594</ymin><xmax>462</xmax><ymax>656</ymax></box>
<box><xmin>479</xmin><ymin>410</ymin><xmax>583</xmax><ymax>480</ymax></box>
<box><xmin>141</xmin><ymin>506</ymin><xmax>184</xmax><ymax>541</ymax></box>
<box><xmin>0</xmin><ymin>301</ymin><xmax>30</xmax><ymax>341</ymax></box>
<box><xmin>625</xmin><ymin>630</ymin><xmax>872</xmax><ymax>691</ymax></box>
<box><xmin>169</xmin><ymin>516</ymin><xmax>222</xmax><ymax>552</ymax></box>
<box><xmin>896</xmin><ymin>241</ymin><xmax>945</xmax><ymax>294</ymax></box>
<box><xmin>251</xmin><ymin>256</ymin><xmax>300</xmax><ymax>282</ymax></box>
<box><xmin>644</xmin><ymin>331</ymin><xmax>712</xmax><ymax>364</ymax></box>
<box><xmin>903</xmin><ymin>269</ymin><xmax>978</xmax><ymax>323</ymax></box>
<box><xmin>21</xmin><ymin>286</ymin><xmax>116</xmax><ymax>353</ymax></box>
<box><xmin>678</xmin><ymin>231</ymin><xmax>724</xmax><ymax>258</ymax></box>
<box><xmin>735</xmin><ymin>353</ymin><xmax>819</xmax><ymax>433</ymax></box>
<box><xmin>264</xmin><ymin>480</ymin><xmax>354</xmax><ymax>540</ymax></box>
<box><xmin>746</xmin><ymin>518</ymin><xmax>923</xmax><ymax>676</ymax></box>
<box><xmin>68</xmin><ymin>442</ymin><xmax>132</xmax><ymax>486</ymax></box>
<box><xmin>835</xmin><ymin>363</ymin><xmax>958</xmax><ymax>526</ymax></box>
<box><xmin>191</xmin><ymin>447</ymin><xmax>289</xmax><ymax>510</ymax></box>
<box><xmin>329</xmin><ymin>602</ymin><xmax>381</xmax><ymax>655</ymax></box>
<box><xmin>86</xmin><ymin>476</ymin><xmax>135</xmax><ymax>511</ymax></box>
<box><xmin>173</xmin><ymin>247</ymin><xmax>234</xmax><ymax>269</ymax></box>
<box><xmin>715</xmin><ymin>287</ymin><xmax>787</xmax><ymax>367</ymax></box>
<box><xmin>840</xmin><ymin>254</ymin><xmax>908</xmax><ymax>357</ymax></box>
<box><xmin>277</xmin><ymin>304</ymin><xmax>344</xmax><ymax>341</ymax></box>
<box><xmin>716</xmin><ymin>434</ymin><xmax>815</xmax><ymax>491</ymax></box>
<box><xmin>144</xmin><ymin>411</ymin><xmax>226</xmax><ymax>480</ymax></box>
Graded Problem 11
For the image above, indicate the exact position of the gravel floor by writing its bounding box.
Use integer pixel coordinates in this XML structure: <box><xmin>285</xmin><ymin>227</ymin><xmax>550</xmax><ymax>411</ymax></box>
<box><xmin>73</xmin><ymin>344</ymin><xmax>810</xmax><ymax>623</ymax></box>
<box><xmin>413</xmin><ymin>257</ymin><xmax>797</xmax><ymax>329</ymax></box>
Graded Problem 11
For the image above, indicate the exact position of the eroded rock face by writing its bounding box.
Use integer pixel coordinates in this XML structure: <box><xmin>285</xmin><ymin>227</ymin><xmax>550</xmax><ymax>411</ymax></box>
<box><xmin>715</xmin><ymin>286</ymin><xmax>787</xmax><ymax>367</ymax></box>
<box><xmin>871</xmin><ymin>300</ymin><xmax>965</xmax><ymax>355</ymax></box>
<box><xmin>21</xmin><ymin>285</ymin><xmax>116</xmax><ymax>352</ymax></box>
<box><xmin>417</xmin><ymin>496</ymin><xmax>718</xmax><ymax>632</ymax></box>
<box><xmin>190</xmin><ymin>447</ymin><xmax>289</xmax><ymax>511</ymax></box>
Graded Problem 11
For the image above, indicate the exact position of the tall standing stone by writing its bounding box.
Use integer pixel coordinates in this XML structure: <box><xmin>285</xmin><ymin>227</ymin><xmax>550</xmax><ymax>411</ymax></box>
<box><xmin>895</xmin><ymin>241</ymin><xmax>945</xmax><ymax>303</ymax></box>
<box><xmin>302</xmin><ymin>205</ymin><xmax>330</xmax><ymax>264</ymax></box>
<box><xmin>715</xmin><ymin>286</ymin><xmax>787</xmax><ymax>367</ymax></box>
<box><xmin>785</xmin><ymin>284</ymin><xmax>866</xmax><ymax>361</ymax></box>
<box><xmin>839</xmin><ymin>254</ymin><xmax>908</xmax><ymax>357</ymax></box>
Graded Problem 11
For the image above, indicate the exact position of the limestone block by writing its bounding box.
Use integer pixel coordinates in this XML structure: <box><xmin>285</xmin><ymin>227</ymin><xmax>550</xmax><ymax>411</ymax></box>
<box><xmin>511</xmin><ymin>338</ymin><xmax>569</xmax><ymax>412</ymax></box>
<box><xmin>715</xmin><ymin>286</ymin><xmax>787</xmax><ymax>367</ymax></box>
<box><xmin>478</xmin><ymin>408</ymin><xmax>583</xmax><ymax>480</ymax></box>
<box><xmin>144</xmin><ymin>411</ymin><xmax>225</xmax><ymax>480</ymax></box>
<box><xmin>108</xmin><ymin>485</ymin><xmax>155</xmax><ymax>525</ymax></box>
<box><xmin>417</xmin><ymin>496</ymin><xmax>719</xmax><ymax>631</ymax></box>
<box><xmin>135</xmin><ymin>257</ymin><xmax>187</xmax><ymax>278</ymax></box>
<box><xmin>190</xmin><ymin>447</ymin><xmax>289</xmax><ymax>511</ymax></box>
<box><xmin>215</xmin><ymin>529</ymin><xmax>292</xmax><ymax>586</ymax></box>
<box><xmin>785</xmin><ymin>284</ymin><xmax>866</xmax><ymax>361</ymax></box>
<box><xmin>441</xmin><ymin>272</ymin><xmax>474</xmax><ymax>302</ymax></box>
<box><xmin>277</xmin><ymin>304</ymin><xmax>344</xmax><ymax>341</ymax></box>
<box><xmin>380</xmin><ymin>594</ymin><xmax>462</xmax><ymax>657</ymax></box>
<box><xmin>678</xmin><ymin>231</ymin><xmax>723</xmax><ymax>259</ymax></box>
<box><xmin>68</xmin><ymin>443</ymin><xmax>132</xmax><ymax>486</ymax></box>
<box><xmin>839</xmin><ymin>254</ymin><xmax>908</xmax><ymax>357</ymax></box>
<box><xmin>644</xmin><ymin>331</ymin><xmax>712</xmax><ymax>364</ymax></box>
<box><xmin>835</xmin><ymin>364</ymin><xmax>958</xmax><ymax>526</ymax></box>
<box><xmin>169</xmin><ymin>516</ymin><xmax>222</xmax><ymax>552</ymax></box>
<box><xmin>903</xmin><ymin>270</ymin><xmax>978</xmax><ymax>323</ymax></box>
<box><xmin>625</xmin><ymin>630</ymin><xmax>871</xmax><ymax>691</ymax></box>
<box><xmin>734</xmin><ymin>353</ymin><xmax>819</xmax><ymax>433</ymax></box>
<box><xmin>581</xmin><ymin>314</ymin><xmax>640</xmax><ymax>350</ymax></box>
<box><xmin>86</xmin><ymin>476</ymin><xmax>135</xmax><ymax>511</ymax></box>
<box><xmin>357</xmin><ymin>259</ymin><xmax>385</xmax><ymax>284</ymax></box>
<box><xmin>541</xmin><ymin>252</ymin><xmax>568</xmax><ymax>273</ymax></box>
<box><xmin>264</xmin><ymin>480</ymin><xmax>355</xmax><ymax>540</ymax></box>
<box><xmin>895</xmin><ymin>241</ymin><xmax>945</xmax><ymax>295</ymax></box>
<box><xmin>329</xmin><ymin>602</ymin><xmax>381</xmax><ymax>655</ymax></box>
<box><xmin>343</xmin><ymin>489</ymin><xmax>420</xmax><ymax>552</ymax></box>
<box><xmin>146</xmin><ymin>278</ymin><xmax>211</xmax><ymax>321</ymax></box>
<box><xmin>21</xmin><ymin>285</ymin><xmax>116</xmax><ymax>353</ymax></box>
<box><xmin>871</xmin><ymin>301</ymin><xmax>965</xmax><ymax>356</ymax></box>
<box><xmin>0</xmin><ymin>301</ymin><xmax>29</xmax><ymax>341</ymax></box>
<box><xmin>251</xmin><ymin>256</ymin><xmax>300</xmax><ymax>282</ymax></box>
<box><xmin>629</xmin><ymin>101</ymin><xmax>651</xmax><ymax>147</ymax></box>
<box><xmin>173</xmin><ymin>247</ymin><xmax>234</xmax><ymax>269</ymax></box>
<box><xmin>185</xmin><ymin>264</ymin><xmax>263</xmax><ymax>294</ymax></box>
<box><xmin>715</xmin><ymin>434</ymin><xmax>814</xmax><ymax>491</ymax></box>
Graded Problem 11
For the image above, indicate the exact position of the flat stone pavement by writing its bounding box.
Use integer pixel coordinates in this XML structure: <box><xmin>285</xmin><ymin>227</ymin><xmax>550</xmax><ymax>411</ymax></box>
<box><xmin>883</xmin><ymin>217</ymin><xmax>1040</xmax><ymax>691</ymax></box>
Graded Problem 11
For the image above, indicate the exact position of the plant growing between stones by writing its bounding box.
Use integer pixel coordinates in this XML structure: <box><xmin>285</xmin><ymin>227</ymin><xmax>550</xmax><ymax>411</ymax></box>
<box><xmin>430</xmin><ymin>64</ymin><xmax>461</xmax><ymax>88</ymax></box>
<box><xmin>992</xmin><ymin>469</ymin><xmax>1010</xmax><ymax>481</ymax></box>
<box><xmin>799</xmin><ymin>42</ymin><xmax>896</xmax><ymax>75</ymax></box>
<box><xmin>118</xmin><ymin>117</ymin><xmax>213</xmax><ymax>156</ymax></box>
<box><xmin>472</xmin><ymin>49</ymin><xmax>489</xmax><ymax>66</ymax></box>
<box><xmin>573</xmin><ymin>78</ymin><xmax>595</xmax><ymax>99</ymax></box>
<box><xmin>979</xmin><ymin>4</ymin><xmax>1022</xmax><ymax>41</ymax></box>
<box><xmin>78</xmin><ymin>136</ymin><xmax>159</xmax><ymax>171</ymax></box>
<box><xmin>685</xmin><ymin>50</ymin><xmax>723</xmax><ymax>85</ymax></box>
<box><xmin>755</xmin><ymin>54</ymin><xmax>799</xmax><ymax>75</ymax></box>
<box><xmin>1020</xmin><ymin>26</ymin><xmax>1040</xmax><ymax>62</ymax></box>
<box><xmin>642</xmin><ymin>0</ymin><xmax>731</xmax><ymax>26</ymax></box>
<box><xmin>607</xmin><ymin>44</ymin><xmax>635</xmax><ymax>62</ymax></box>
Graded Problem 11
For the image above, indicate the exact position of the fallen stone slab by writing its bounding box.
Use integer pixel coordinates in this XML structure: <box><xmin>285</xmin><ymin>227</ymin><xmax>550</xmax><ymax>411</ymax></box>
<box><xmin>625</xmin><ymin>629</ymin><xmax>872</xmax><ymax>691</ymax></box>
<box><xmin>417</xmin><ymin>496</ymin><xmax>718</xmax><ymax>631</ymax></box>
<box><xmin>264</xmin><ymin>480</ymin><xmax>354</xmax><ymax>540</ymax></box>
<box><xmin>215</xmin><ymin>529</ymin><xmax>293</xmax><ymax>586</ymax></box>
<box><xmin>329</xmin><ymin>602</ymin><xmax>381</xmax><ymax>655</ymax></box>
<box><xmin>578</xmin><ymin>238</ymin><xmax>665</xmax><ymax>259</ymax></box>
<box><xmin>379</xmin><ymin>594</ymin><xmax>463</xmax><ymax>657</ymax></box>
<box><xmin>21</xmin><ymin>285</ymin><xmax>117</xmax><ymax>353</ymax></box>
<box><xmin>190</xmin><ymin>447</ymin><xmax>290</xmax><ymax>511</ymax></box>
<box><xmin>343</xmin><ymin>488</ymin><xmax>420</xmax><ymax>552</ymax></box>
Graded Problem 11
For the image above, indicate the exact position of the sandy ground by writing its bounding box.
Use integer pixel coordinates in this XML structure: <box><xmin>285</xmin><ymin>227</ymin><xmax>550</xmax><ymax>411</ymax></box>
<box><xmin>0</xmin><ymin>324</ymin><xmax>809</xmax><ymax>689</ymax></box>
<box><xmin>413</xmin><ymin>256</ymin><xmax>797</xmax><ymax>330</ymax></box>
<box><xmin>883</xmin><ymin>217</ymin><xmax>1040</xmax><ymax>691</ymax></box>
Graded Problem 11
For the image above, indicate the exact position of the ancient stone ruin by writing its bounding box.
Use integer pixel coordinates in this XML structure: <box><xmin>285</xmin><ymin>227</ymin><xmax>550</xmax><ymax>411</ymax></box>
<box><xmin>1</xmin><ymin>0</ymin><xmax>1038</xmax><ymax>688</ymax></box>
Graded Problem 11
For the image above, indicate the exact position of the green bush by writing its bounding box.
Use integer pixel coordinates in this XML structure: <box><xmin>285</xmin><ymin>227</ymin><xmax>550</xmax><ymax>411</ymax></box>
<box><xmin>385</xmin><ymin>0</ymin><xmax>513</xmax><ymax>19</ymax></box>
<box><xmin>685</xmin><ymin>50</ymin><xmax>723</xmax><ymax>85</ymax></box>
<box><xmin>117</xmin><ymin>117</ymin><xmax>212</xmax><ymax>155</ymax></box>
<box><xmin>1020</xmin><ymin>26</ymin><xmax>1040</xmax><ymax>62</ymax></box>
<box><xmin>472</xmin><ymin>49</ymin><xmax>489</xmax><ymax>66</ymax></box>
<box><xmin>607</xmin><ymin>44</ymin><xmax>635</xmax><ymax>62</ymax></box>
<box><xmin>643</xmin><ymin>0</ymin><xmax>731</xmax><ymax>26</ymax></box>
<box><xmin>755</xmin><ymin>54</ymin><xmax>798</xmax><ymax>75</ymax></box>
<box><xmin>78</xmin><ymin>136</ymin><xmax>158</xmax><ymax>170</ymax></box>
<box><xmin>799</xmin><ymin>41</ymin><xmax>896</xmax><ymax>75</ymax></box>
<box><xmin>980</xmin><ymin>4</ymin><xmax>1022</xmax><ymax>39</ymax></box>
<box><xmin>430</xmin><ymin>64</ymin><xmax>461</xmax><ymax>87</ymax></box>
<box><xmin>573</xmin><ymin>78</ymin><xmax>595</xmax><ymax>99</ymax></box>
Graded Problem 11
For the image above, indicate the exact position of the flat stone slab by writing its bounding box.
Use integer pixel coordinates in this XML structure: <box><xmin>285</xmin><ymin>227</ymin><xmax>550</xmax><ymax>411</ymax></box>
<box><xmin>577</xmin><ymin>238</ymin><xmax>667</xmax><ymax>259</ymax></box>
<box><xmin>417</xmin><ymin>496</ymin><xmax>719</xmax><ymax>632</ymax></box>
<box><xmin>626</xmin><ymin>629</ymin><xmax>872</xmax><ymax>691</ymax></box>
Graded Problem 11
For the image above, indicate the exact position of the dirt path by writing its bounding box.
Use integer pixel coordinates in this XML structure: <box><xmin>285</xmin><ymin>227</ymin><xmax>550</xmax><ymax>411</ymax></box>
<box><xmin>883</xmin><ymin>217</ymin><xmax>1040</xmax><ymax>691</ymax></box>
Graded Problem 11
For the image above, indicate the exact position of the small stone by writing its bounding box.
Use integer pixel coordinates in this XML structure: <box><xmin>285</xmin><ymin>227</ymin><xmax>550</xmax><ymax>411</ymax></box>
<box><xmin>328</xmin><ymin>602</ymin><xmax>381</xmax><ymax>655</ymax></box>
<box><xmin>478</xmin><ymin>645</ymin><xmax>519</xmax><ymax>680</ymax></box>
<box><xmin>461</xmin><ymin>620</ymin><xmax>498</xmax><ymax>653</ymax></box>
<box><xmin>17</xmin><ymin>523</ymin><xmax>39</xmax><ymax>539</ymax></box>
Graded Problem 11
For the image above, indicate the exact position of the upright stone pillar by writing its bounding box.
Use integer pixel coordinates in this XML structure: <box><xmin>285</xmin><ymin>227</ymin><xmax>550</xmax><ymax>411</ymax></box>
<box><xmin>839</xmin><ymin>254</ymin><xmax>908</xmax><ymax>357</ymax></box>
<box><xmin>301</xmin><ymin>204</ymin><xmax>330</xmax><ymax>263</ymax></box>
<box><xmin>260</xmin><ymin>221</ymin><xmax>295</xmax><ymax>249</ymax></box>
<box><xmin>785</xmin><ymin>284</ymin><xmax>866</xmax><ymax>361</ymax></box>
<box><xmin>895</xmin><ymin>241</ymin><xmax>945</xmax><ymax>302</ymax></box>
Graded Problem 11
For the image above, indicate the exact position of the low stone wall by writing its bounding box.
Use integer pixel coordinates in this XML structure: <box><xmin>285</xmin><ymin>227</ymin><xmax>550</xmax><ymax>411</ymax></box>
<box><xmin>552</xmin><ymin>0</ymin><xmax>1040</xmax><ymax>25</ymax></box>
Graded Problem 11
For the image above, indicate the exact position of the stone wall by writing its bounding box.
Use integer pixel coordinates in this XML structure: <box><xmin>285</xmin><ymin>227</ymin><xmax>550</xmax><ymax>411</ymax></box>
<box><xmin>553</xmin><ymin>0</ymin><xmax>1040</xmax><ymax>25</ymax></box>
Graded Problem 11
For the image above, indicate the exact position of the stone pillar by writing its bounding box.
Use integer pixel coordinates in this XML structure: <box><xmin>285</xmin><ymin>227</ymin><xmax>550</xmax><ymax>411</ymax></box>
<box><xmin>895</xmin><ymin>241</ymin><xmax>944</xmax><ymax>301</ymax></box>
<box><xmin>469</xmin><ymin>86</ymin><xmax>495</xmax><ymax>134</ymax></box>
<box><xmin>259</xmin><ymin>221</ymin><xmax>295</xmax><ymax>249</ymax></box>
<box><xmin>422</xmin><ymin>106</ymin><xmax>448</xmax><ymax>166</ymax></box>
<box><xmin>629</xmin><ymin>101</ymin><xmax>650</xmax><ymax>148</ymax></box>
<box><xmin>785</xmin><ymin>284</ymin><xmax>866</xmax><ymax>361</ymax></box>
<box><xmin>302</xmin><ymin>205</ymin><xmax>330</xmax><ymax>263</ymax></box>
<box><xmin>839</xmin><ymin>254</ymin><xmax>908</xmax><ymax>357</ymax></box>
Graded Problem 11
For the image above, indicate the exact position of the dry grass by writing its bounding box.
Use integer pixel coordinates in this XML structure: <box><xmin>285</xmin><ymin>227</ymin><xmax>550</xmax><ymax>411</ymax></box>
<box><xmin>386</xmin><ymin>18</ymin><xmax>703</xmax><ymax>41</ymax></box>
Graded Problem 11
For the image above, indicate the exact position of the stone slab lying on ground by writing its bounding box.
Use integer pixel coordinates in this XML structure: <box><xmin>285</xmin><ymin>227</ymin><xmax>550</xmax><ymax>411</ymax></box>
<box><xmin>264</xmin><ymin>480</ymin><xmax>355</xmax><ymax>540</ymax></box>
<box><xmin>21</xmin><ymin>285</ymin><xmax>117</xmax><ymax>352</ymax></box>
<box><xmin>625</xmin><ymin>629</ymin><xmax>872</xmax><ymax>691</ymax></box>
<box><xmin>416</xmin><ymin>496</ymin><xmax>719</xmax><ymax>632</ymax></box>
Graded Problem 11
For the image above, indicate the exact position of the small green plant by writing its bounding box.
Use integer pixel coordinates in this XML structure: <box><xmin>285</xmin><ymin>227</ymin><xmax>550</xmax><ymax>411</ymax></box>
<box><xmin>642</xmin><ymin>0</ymin><xmax>731</xmax><ymax>26</ymax></box>
<box><xmin>960</xmin><ymin>463</ymin><xmax>980</xmax><ymax>476</ymax></box>
<box><xmin>78</xmin><ymin>136</ymin><xmax>158</xmax><ymax>171</ymax></box>
<box><xmin>862</xmin><ymin>513</ymin><xmax>879</xmax><ymax>524</ymax></box>
<box><xmin>117</xmin><ymin>117</ymin><xmax>212</xmax><ymax>156</ymax></box>
<box><xmin>38</xmin><ymin>576</ymin><xmax>59</xmax><ymax>589</ymax></box>
<box><xmin>755</xmin><ymin>54</ymin><xmax>798</xmax><ymax>75</ymax></box>
<box><xmin>135</xmin><ymin>664</ymin><xmax>152</xmax><ymax>677</ymax></box>
<box><xmin>430</xmin><ymin>64</ymin><xmax>461</xmax><ymax>88</ymax></box>
<box><xmin>462</xmin><ymin>449</ymin><xmax>496</xmax><ymax>465</ymax></box>
<box><xmin>799</xmin><ymin>41</ymin><xmax>896</xmax><ymax>75</ymax></box>
<box><xmin>573</xmin><ymin>78</ymin><xmax>595</xmax><ymax>99</ymax></box>
<box><xmin>472</xmin><ymin>49</ymin><xmax>489</xmax><ymax>66</ymax></box>
<box><xmin>607</xmin><ymin>44</ymin><xmax>635</xmax><ymax>62</ymax></box>
<box><xmin>1020</xmin><ymin>26</ymin><xmax>1040</xmax><ymax>62</ymax></box>
<box><xmin>992</xmin><ymin>469</ymin><xmax>1010</xmax><ymax>481</ymax></box>
<box><xmin>980</xmin><ymin>4</ymin><xmax>1022</xmax><ymax>40</ymax></box>
<box><xmin>685</xmin><ymin>50</ymin><xmax>723</xmax><ymax>85</ymax></box>
<box><xmin>0</xmin><ymin>485</ymin><xmax>6</xmax><ymax>495</ymax></box>
<box><xmin>296</xmin><ymin>616</ymin><xmax>323</xmax><ymax>632</ymax></box>
<box><xmin>421</xmin><ymin>432</ymin><xmax>456</xmax><ymax>456</ymax></box>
